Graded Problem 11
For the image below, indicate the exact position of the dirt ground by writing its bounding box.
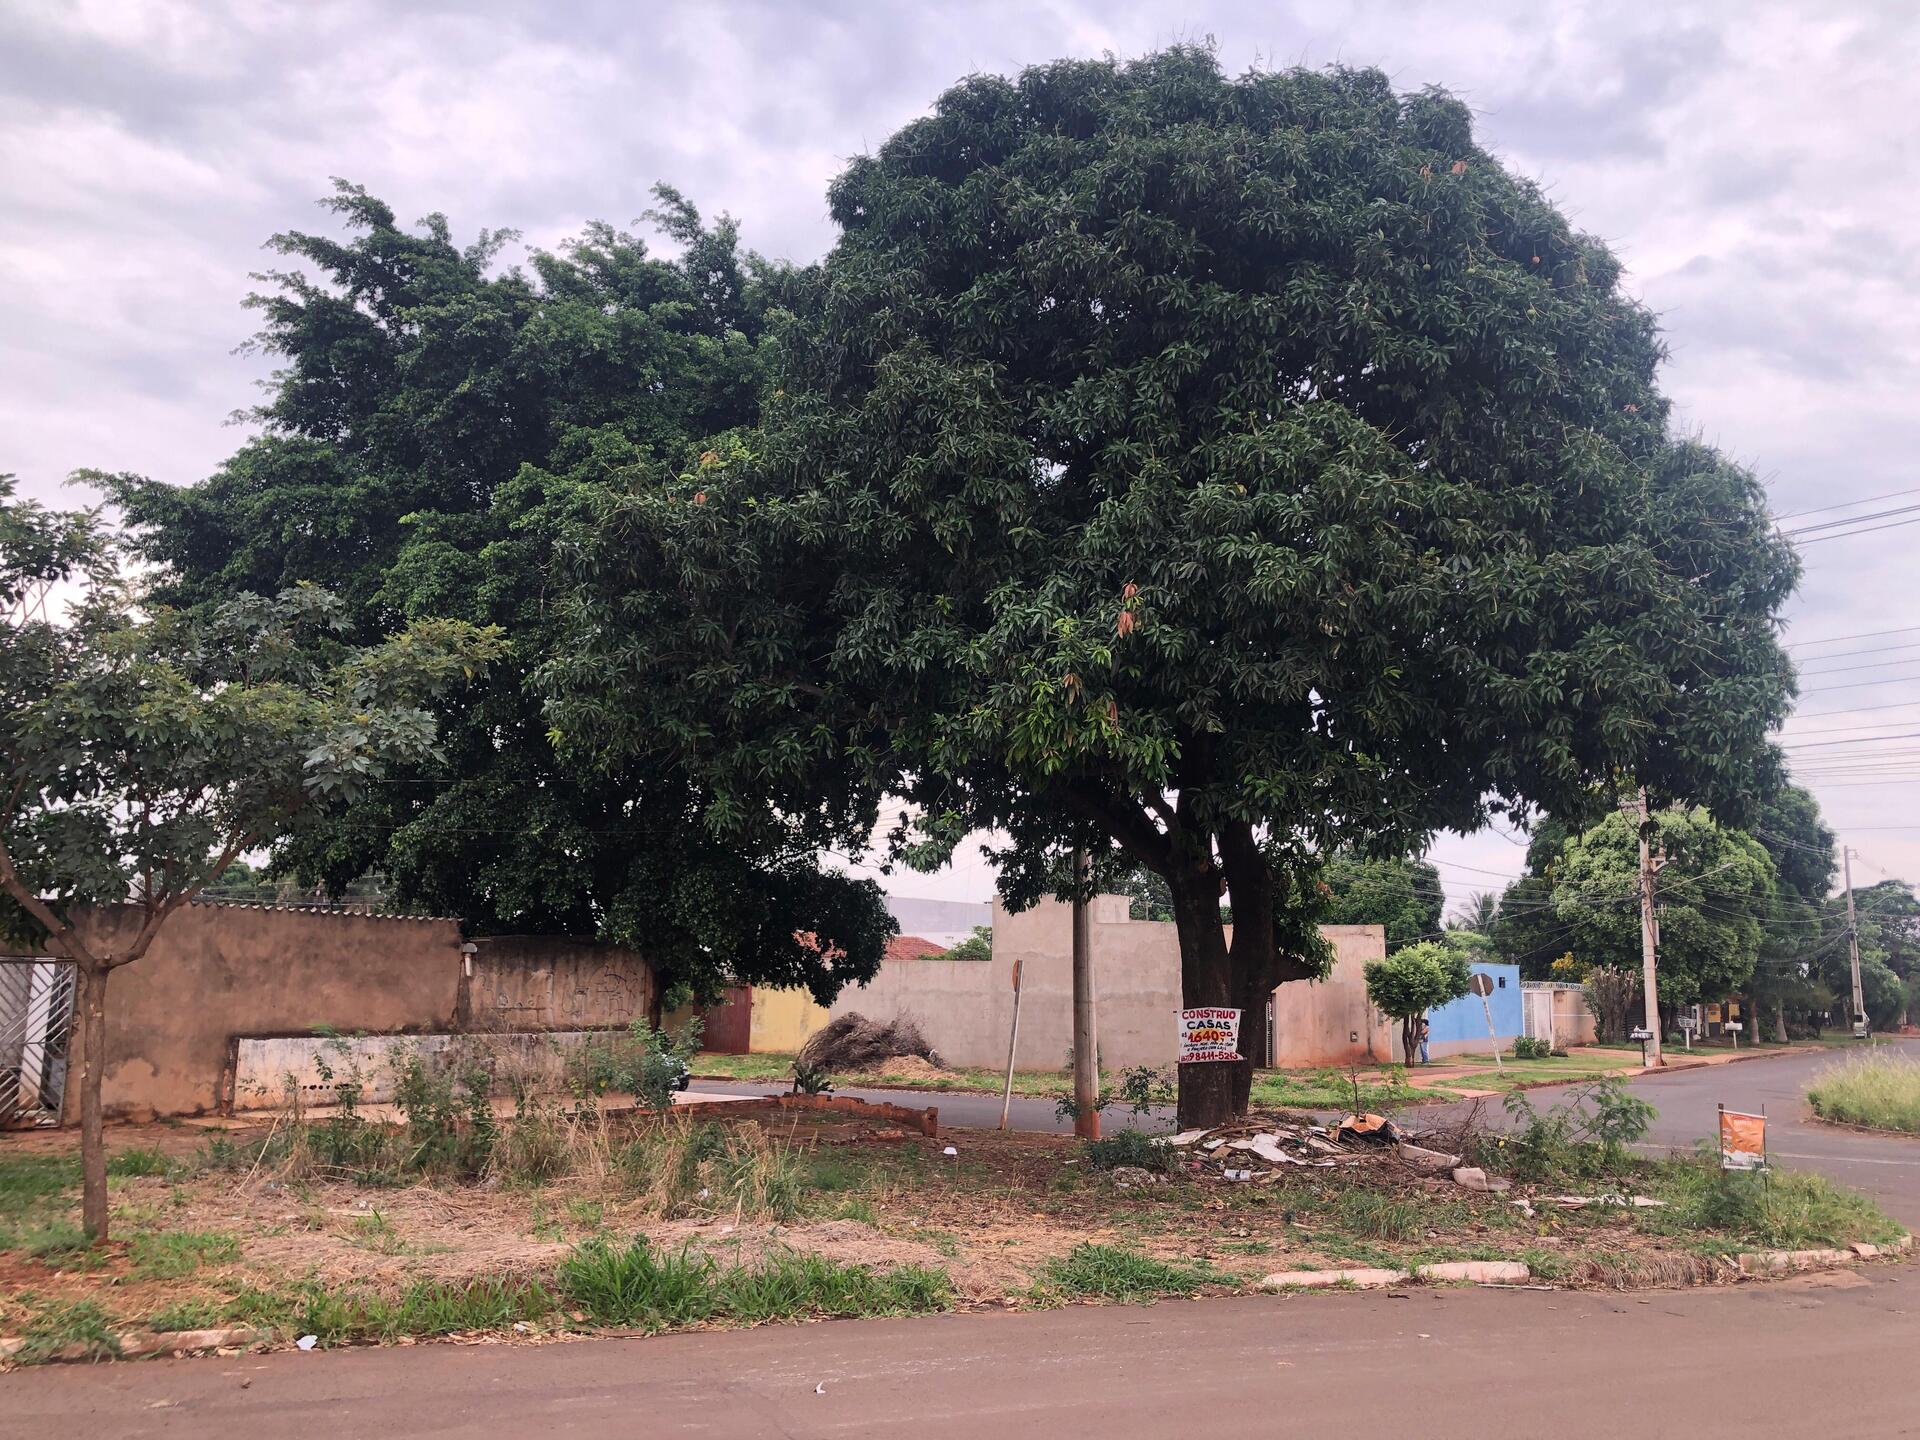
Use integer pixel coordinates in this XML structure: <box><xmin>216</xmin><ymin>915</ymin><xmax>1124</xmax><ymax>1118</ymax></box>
<box><xmin>0</xmin><ymin>1105</ymin><xmax>1902</xmax><ymax>1342</ymax></box>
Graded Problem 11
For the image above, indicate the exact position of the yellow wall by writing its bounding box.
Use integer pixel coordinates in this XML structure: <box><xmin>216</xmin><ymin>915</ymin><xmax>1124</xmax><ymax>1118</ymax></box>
<box><xmin>750</xmin><ymin>986</ymin><xmax>832</xmax><ymax>1053</ymax></box>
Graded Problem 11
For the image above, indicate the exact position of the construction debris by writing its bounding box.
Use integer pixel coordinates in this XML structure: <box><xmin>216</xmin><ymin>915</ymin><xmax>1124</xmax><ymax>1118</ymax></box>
<box><xmin>796</xmin><ymin>1013</ymin><xmax>942</xmax><ymax>1074</ymax></box>
<box><xmin>1449</xmin><ymin>1166</ymin><xmax>1512</xmax><ymax>1194</ymax></box>
<box><xmin>1157</xmin><ymin>1115</ymin><xmax>1473</xmax><ymax>1183</ymax></box>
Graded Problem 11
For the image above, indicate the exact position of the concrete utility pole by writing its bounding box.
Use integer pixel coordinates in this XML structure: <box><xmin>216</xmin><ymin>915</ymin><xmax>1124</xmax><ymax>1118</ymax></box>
<box><xmin>1843</xmin><ymin>846</ymin><xmax>1867</xmax><ymax>1034</ymax></box>
<box><xmin>1071</xmin><ymin>847</ymin><xmax>1101</xmax><ymax>1139</ymax></box>
<box><xmin>1636</xmin><ymin>787</ymin><xmax>1664</xmax><ymax>1067</ymax></box>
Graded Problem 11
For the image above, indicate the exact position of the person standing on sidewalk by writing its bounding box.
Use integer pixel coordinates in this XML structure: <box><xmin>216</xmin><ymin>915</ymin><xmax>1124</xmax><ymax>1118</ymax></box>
<box><xmin>1416</xmin><ymin>1016</ymin><xmax>1431</xmax><ymax>1066</ymax></box>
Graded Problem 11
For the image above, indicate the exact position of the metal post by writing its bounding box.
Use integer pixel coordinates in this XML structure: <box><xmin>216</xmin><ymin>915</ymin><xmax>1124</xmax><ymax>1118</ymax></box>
<box><xmin>1844</xmin><ymin>847</ymin><xmax>1867</xmax><ymax>1036</ymax></box>
<box><xmin>999</xmin><ymin>958</ymin><xmax>1025</xmax><ymax>1132</ymax></box>
<box><xmin>1636</xmin><ymin>787</ymin><xmax>1664</xmax><ymax>1067</ymax></box>
<box><xmin>1071</xmin><ymin>847</ymin><xmax>1101</xmax><ymax>1139</ymax></box>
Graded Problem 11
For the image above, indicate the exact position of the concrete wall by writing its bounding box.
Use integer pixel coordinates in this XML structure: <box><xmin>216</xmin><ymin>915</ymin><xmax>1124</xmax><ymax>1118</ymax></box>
<box><xmin>823</xmin><ymin>895</ymin><xmax>1389</xmax><ymax>1070</ymax></box>
<box><xmin>750</xmin><ymin>985</ymin><xmax>831</xmax><ymax>1053</ymax></box>
<box><xmin>60</xmin><ymin>902</ymin><xmax>652</xmax><ymax>1121</ymax></box>
<box><xmin>1423</xmin><ymin>963</ymin><xmax>1523</xmax><ymax>1059</ymax></box>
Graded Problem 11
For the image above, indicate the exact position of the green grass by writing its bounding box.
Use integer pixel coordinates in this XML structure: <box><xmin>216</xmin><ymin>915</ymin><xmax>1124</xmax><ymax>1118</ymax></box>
<box><xmin>1040</xmin><ymin>1243</ymin><xmax>1224</xmax><ymax>1301</ymax></box>
<box><xmin>556</xmin><ymin>1236</ymin><xmax>950</xmax><ymax>1333</ymax></box>
<box><xmin>1637</xmin><ymin>1155</ymin><xmax>1906</xmax><ymax>1251</ymax></box>
<box><xmin>127</xmin><ymin>1229</ymin><xmax>240</xmax><ymax>1279</ymax></box>
<box><xmin>12</xmin><ymin>1297</ymin><xmax>121</xmax><ymax>1363</ymax></box>
<box><xmin>1807</xmin><ymin>1052</ymin><xmax>1920</xmax><ymax>1134</ymax></box>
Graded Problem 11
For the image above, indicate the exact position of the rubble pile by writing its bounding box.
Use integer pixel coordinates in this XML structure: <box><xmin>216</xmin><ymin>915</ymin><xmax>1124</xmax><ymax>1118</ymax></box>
<box><xmin>1156</xmin><ymin>1113</ymin><xmax>1499</xmax><ymax>1192</ymax></box>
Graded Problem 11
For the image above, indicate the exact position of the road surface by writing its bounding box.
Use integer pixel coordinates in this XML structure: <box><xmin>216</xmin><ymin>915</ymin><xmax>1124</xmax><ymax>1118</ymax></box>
<box><xmin>8</xmin><ymin>1266</ymin><xmax>1917</xmax><ymax>1439</ymax></box>
<box><xmin>10</xmin><ymin>1041</ymin><xmax>1915</xmax><ymax>1438</ymax></box>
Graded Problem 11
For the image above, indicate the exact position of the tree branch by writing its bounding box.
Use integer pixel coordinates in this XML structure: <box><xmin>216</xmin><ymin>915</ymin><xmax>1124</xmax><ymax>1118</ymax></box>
<box><xmin>0</xmin><ymin>831</ymin><xmax>92</xmax><ymax>966</ymax></box>
<box><xmin>1063</xmin><ymin>782</ymin><xmax>1173</xmax><ymax>874</ymax></box>
<box><xmin>111</xmin><ymin>829</ymin><xmax>257</xmax><ymax>969</ymax></box>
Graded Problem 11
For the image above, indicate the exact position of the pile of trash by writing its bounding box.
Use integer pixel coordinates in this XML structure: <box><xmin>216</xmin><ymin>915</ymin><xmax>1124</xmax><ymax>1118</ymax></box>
<box><xmin>796</xmin><ymin>1013</ymin><xmax>942</xmax><ymax>1074</ymax></box>
<box><xmin>1157</xmin><ymin>1113</ymin><xmax>1510</xmax><ymax>1193</ymax></box>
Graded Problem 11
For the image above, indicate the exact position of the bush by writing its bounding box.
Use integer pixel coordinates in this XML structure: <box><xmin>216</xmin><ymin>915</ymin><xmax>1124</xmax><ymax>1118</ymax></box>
<box><xmin>574</xmin><ymin>1017</ymin><xmax>701</xmax><ymax>1111</ymax></box>
<box><xmin>1500</xmin><ymin>1077</ymin><xmax>1655</xmax><ymax>1182</ymax></box>
<box><xmin>1807</xmin><ymin>1052</ymin><xmax>1920</xmax><ymax>1134</ymax></box>
<box><xmin>1511</xmin><ymin>1036</ymin><xmax>1552</xmax><ymax>1061</ymax></box>
<box><xmin>1583</xmin><ymin>968</ymin><xmax>1638</xmax><ymax>1044</ymax></box>
<box><xmin>1081</xmin><ymin>1129</ymin><xmax>1174</xmax><ymax>1173</ymax></box>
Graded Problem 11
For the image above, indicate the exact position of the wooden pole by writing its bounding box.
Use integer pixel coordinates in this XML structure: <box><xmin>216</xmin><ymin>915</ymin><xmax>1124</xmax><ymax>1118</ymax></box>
<box><xmin>1071</xmin><ymin>848</ymin><xmax>1101</xmax><ymax>1138</ymax></box>
<box><xmin>999</xmin><ymin>958</ymin><xmax>1024</xmax><ymax>1132</ymax></box>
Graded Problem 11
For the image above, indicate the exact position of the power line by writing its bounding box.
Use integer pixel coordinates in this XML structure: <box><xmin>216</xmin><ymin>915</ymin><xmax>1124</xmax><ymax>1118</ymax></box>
<box><xmin>1781</xmin><ymin>502</ymin><xmax>1920</xmax><ymax>538</ymax></box>
<box><xmin>1792</xmin><ymin>515</ymin><xmax>1920</xmax><ymax>545</ymax></box>
<box><xmin>1773</xmin><ymin>486</ymin><xmax>1920</xmax><ymax>522</ymax></box>
<box><xmin>1779</xmin><ymin>730</ymin><xmax>1920</xmax><ymax>750</ymax></box>
<box><xmin>1784</xmin><ymin>625</ymin><xmax>1920</xmax><ymax>651</ymax></box>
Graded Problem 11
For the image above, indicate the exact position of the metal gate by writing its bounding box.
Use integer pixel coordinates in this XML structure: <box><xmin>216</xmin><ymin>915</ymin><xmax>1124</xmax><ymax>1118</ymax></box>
<box><xmin>1</xmin><ymin>958</ymin><xmax>76</xmax><ymax>1127</ymax></box>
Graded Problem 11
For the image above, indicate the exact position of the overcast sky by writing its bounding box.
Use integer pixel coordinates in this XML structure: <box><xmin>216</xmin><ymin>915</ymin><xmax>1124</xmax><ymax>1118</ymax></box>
<box><xmin>6</xmin><ymin>1</ymin><xmax>1919</xmax><ymax>912</ymax></box>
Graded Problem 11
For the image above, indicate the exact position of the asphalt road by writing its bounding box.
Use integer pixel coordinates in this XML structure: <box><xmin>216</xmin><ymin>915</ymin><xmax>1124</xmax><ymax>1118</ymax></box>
<box><xmin>10</xmin><ymin>1266</ymin><xmax>1918</xmax><ymax>1439</ymax></box>
<box><xmin>12</xmin><ymin>1042</ymin><xmax>1916</xmax><ymax>1438</ymax></box>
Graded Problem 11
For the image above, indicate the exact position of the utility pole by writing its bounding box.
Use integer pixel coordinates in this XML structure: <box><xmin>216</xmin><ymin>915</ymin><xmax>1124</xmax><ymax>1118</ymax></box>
<box><xmin>1636</xmin><ymin>787</ymin><xmax>1664</xmax><ymax>1067</ymax></box>
<box><xmin>1843</xmin><ymin>846</ymin><xmax>1867</xmax><ymax>1036</ymax></box>
<box><xmin>1071</xmin><ymin>846</ymin><xmax>1101</xmax><ymax>1138</ymax></box>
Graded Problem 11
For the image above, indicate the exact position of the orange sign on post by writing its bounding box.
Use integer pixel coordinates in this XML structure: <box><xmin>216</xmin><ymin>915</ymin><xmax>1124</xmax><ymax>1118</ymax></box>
<box><xmin>1718</xmin><ymin>1105</ymin><xmax>1767</xmax><ymax>1171</ymax></box>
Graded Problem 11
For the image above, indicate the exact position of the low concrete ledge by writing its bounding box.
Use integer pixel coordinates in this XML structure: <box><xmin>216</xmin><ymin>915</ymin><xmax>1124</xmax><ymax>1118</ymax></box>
<box><xmin>1</xmin><ymin>1326</ymin><xmax>263</xmax><ymax>1363</ymax></box>
<box><xmin>1260</xmin><ymin>1261</ymin><xmax>1531</xmax><ymax>1291</ymax></box>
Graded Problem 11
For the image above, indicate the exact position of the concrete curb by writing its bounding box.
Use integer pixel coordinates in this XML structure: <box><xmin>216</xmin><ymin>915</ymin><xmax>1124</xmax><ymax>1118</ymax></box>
<box><xmin>1736</xmin><ymin>1232</ymin><xmax>1913</xmax><ymax>1275</ymax></box>
<box><xmin>1260</xmin><ymin>1260</ymin><xmax>1531</xmax><ymax>1291</ymax></box>
<box><xmin>0</xmin><ymin>1326</ymin><xmax>264</xmax><ymax>1364</ymax></box>
<box><xmin>1260</xmin><ymin>1234</ymin><xmax>1912</xmax><ymax>1293</ymax></box>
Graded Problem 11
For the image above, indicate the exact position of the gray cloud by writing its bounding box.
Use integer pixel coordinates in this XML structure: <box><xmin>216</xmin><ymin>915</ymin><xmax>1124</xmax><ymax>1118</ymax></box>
<box><xmin>5</xmin><ymin>0</ymin><xmax>1919</xmax><ymax>896</ymax></box>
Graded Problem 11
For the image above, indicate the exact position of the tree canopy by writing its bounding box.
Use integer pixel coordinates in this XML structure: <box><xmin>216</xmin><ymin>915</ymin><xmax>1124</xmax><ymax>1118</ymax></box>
<box><xmin>1318</xmin><ymin>854</ymin><xmax>1444</xmax><ymax>952</ymax></box>
<box><xmin>543</xmin><ymin>49</ymin><xmax>1799</xmax><ymax>1125</ymax></box>
<box><xmin>109</xmin><ymin>184</ymin><xmax>895</xmax><ymax>1004</ymax></box>
<box><xmin>0</xmin><ymin>482</ymin><xmax>500</xmax><ymax>1239</ymax></box>
<box><xmin>1550</xmin><ymin>807</ymin><xmax>1777</xmax><ymax>1010</ymax></box>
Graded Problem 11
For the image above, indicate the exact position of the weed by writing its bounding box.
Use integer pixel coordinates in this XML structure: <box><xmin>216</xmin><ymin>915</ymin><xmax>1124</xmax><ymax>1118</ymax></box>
<box><xmin>1639</xmin><ymin>1155</ymin><xmax>1903</xmax><ymax>1249</ymax></box>
<box><xmin>1329</xmin><ymin>1189</ymin><xmax>1460</xmax><ymax>1242</ymax></box>
<box><xmin>15</xmin><ymin>1297</ymin><xmax>120</xmax><ymax>1363</ymax></box>
<box><xmin>1807</xmin><ymin>1052</ymin><xmax>1920</xmax><ymax>1134</ymax></box>
<box><xmin>1042</xmin><ymin>1243</ymin><xmax>1221</xmax><ymax>1301</ymax></box>
<box><xmin>145</xmin><ymin>1298</ymin><xmax>229</xmax><ymax>1332</ymax></box>
<box><xmin>349</xmin><ymin>1210</ymin><xmax>407</xmax><ymax>1254</ymax></box>
<box><xmin>557</xmin><ymin>1237</ymin><xmax>719</xmax><ymax>1330</ymax></box>
<box><xmin>566</xmin><ymin>1198</ymin><xmax>606</xmax><ymax>1232</ymax></box>
<box><xmin>107</xmin><ymin>1147</ymin><xmax>174</xmax><ymax>1179</ymax></box>
<box><xmin>128</xmin><ymin>1230</ymin><xmax>241</xmax><ymax>1279</ymax></box>
<box><xmin>714</xmin><ymin>1249</ymin><xmax>948</xmax><ymax>1321</ymax></box>
<box><xmin>1511</xmin><ymin>1036</ymin><xmax>1552</xmax><ymax>1061</ymax></box>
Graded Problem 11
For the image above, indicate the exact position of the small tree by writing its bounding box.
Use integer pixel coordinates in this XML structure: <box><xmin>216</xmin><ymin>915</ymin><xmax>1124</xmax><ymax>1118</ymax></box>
<box><xmin>0</xmin><ymin>482</ymin><xmax>499</xmax><ymax>1240</ymax></box>
<box><xmin>1583</xmin><ymin>967</ymin><xmax>1639</xmax><ymax>1044</ymax></box>
<box><xmin>1364</xmin><ymin>940</ymin><xmax>1472</xmax><ymax>1066</ymax></box>
<box><xmin>944</xmin><ymin>925</ymin><xmax>993</xmax><ymax>962</ymax></box>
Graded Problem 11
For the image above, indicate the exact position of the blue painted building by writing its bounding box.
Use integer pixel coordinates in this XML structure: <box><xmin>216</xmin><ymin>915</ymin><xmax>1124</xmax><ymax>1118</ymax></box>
<box><xmin>1418</xmin><ymin>962</ymin><xmax>1523</xmax><ymax>1060</ymax></box>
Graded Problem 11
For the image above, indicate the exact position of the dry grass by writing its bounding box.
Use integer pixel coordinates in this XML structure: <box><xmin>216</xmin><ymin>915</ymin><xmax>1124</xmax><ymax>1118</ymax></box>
<box><xmin>1807</xmin><ymin>1052</ymin><xmax>1920</xmax><ymax>1134</ymax></box>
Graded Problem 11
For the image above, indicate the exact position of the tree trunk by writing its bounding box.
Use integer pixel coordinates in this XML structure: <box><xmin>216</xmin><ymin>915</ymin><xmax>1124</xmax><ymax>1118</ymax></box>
<box><xmin>1772</xmin><ymin>998</ymin><xmax>1789</xmax><ymax>1046</ymax></box>
<box><xmin>76</xmin><ymin>961</ymin><xmax>110</xmax><ymax>1242</ymax></box>
<box><xmin>1169</xmin><ymin>866</ymin><xmax>1236</xmax><ymax>1130</ymax></box>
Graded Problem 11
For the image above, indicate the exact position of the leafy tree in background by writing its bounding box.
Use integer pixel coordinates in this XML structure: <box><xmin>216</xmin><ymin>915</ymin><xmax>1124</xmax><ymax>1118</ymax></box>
<box><xmin>543</xmin><ymin>49</ymin><xmax>1799</xmax><ymax>1126</ymax></box>
<box><xmin>1449</xmin><ymin>890</ymin><xmax>1500</xmax><ymax>935</ymax></box>
<box><xmin>944</xmin><ymin>925</ymin><xmax>993</xmax><ymax>962</ymax></box>
<box><xmin>1364</xmin><ymin>940</ymin><xmax>1472</xmax><ymax>1065</ymax></box>
<box><xmin>1749</xmin><ymin>783</ymin><xmax>1839</xmax><ymax>1040</ymax></box>
<box><xmin>0</xmin><ymin>484</ymin><xmax>499</xmax><ymax>1240</ymax></box>
<box><xmin>1319</xmin><ymin>854</ymin><xmax>1443</xmax><ymax>952</ymax></box>
<box><xmin>110</xmin><ymin>184</ymin><xmax>895</xmax><ymax>1004</ymax></box>
<box><xmin>1551</xmin><ymin>807</ymin><xmax>1777</xmax><ymax>1022</ymax></box>
<box><xmin>1850</xmin><ymin>880</ymin><xmax>1920</xmax><ymax>1027</ymax></box>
